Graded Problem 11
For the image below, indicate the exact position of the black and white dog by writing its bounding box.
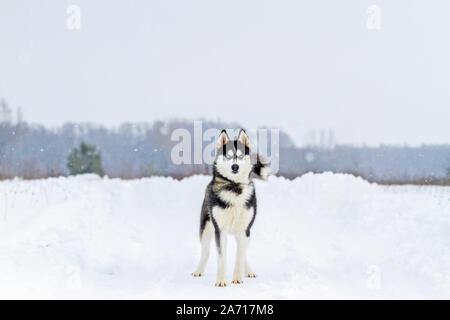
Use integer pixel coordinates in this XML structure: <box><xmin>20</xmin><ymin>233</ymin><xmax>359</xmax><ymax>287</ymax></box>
<box><xmin>192</xmin><ymin>129</ymin><xmax>270</xmax><ymax>286</ymax></box>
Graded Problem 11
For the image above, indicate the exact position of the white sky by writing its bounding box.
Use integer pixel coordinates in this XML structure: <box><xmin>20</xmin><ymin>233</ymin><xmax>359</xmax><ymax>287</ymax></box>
<box><xmin>0</xmin><ymin>0</ymin><xmax>449</xmax><ymax>146</ymax></box>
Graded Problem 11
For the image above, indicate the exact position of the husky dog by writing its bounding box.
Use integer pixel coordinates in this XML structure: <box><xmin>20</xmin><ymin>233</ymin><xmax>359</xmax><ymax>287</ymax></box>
<box><xmin>192</xmin><ymin>129</ymin><xmax>270</xmax><ymax>286</ymax></box>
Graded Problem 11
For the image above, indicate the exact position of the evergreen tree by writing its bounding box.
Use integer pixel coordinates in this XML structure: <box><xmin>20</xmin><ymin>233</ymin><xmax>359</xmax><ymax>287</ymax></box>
<box><xmin>67</xmin><ymin>142</ymin><xmax>105</xmax><ymax>176</ymax></box>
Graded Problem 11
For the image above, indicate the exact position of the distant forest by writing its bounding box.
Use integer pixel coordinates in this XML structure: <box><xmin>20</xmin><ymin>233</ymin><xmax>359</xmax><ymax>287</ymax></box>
<box><xmin>1</xmin><ymin>99</ymin><xmax>449</xmax><ymax>185</ymax></box>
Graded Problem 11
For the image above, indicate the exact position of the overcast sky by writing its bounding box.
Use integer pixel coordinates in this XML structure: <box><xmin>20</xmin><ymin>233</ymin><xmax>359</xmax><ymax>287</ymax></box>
<box><xmin>0</xmin><ymin>0</ymin><xmax>449</xmax><ymax>146</ymax></box>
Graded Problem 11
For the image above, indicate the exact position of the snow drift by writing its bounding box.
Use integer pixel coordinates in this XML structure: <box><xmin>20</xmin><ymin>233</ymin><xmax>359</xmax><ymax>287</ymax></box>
<box><xmin>0</xmin><ymin>173</ymin><xmax>449</xmax><ymax>299</ymax></box>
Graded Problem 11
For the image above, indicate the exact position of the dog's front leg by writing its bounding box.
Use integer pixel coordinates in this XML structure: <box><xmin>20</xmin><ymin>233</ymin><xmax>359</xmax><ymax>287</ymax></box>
<box><xmin>245</xmin><ymin>259</ymin><xmax>257</xmax><ymax>278</ymax></box>
<box><xmin>244</xmin><ymin>236</ymin><xmax>256</xmax><ymax>278</ymax></box>
<box><xmin>232</xmin><ymin>234</ymin><xmax>248</xmax><ymax>284</ymax></box>
<box><xmin>215</xmin><ymin>230</ymin><xmax>228</xmax><ymax>287</ymax></box>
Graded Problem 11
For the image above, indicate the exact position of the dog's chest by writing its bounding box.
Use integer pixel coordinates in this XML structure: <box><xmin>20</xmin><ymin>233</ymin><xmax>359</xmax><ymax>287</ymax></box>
<box><xmin>213</xmin><ymin>184</ymin><xmax>254</xmax><ymax>234</ymax></box>
<box><xmin>218</xmin><ymin>183</ymin><xmax>254</xmax><ymax>208</ymax></box>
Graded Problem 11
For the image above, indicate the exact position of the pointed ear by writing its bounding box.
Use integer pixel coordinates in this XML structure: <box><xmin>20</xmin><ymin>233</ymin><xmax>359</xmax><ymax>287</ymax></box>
<box><xmin>217</xmin><ymin>130</ymin><xmax>229</xmax><ymax>149</ymax></box>
<box><xmin>237</xmin><ymin>129</ymin><xmax>250</xmax><ymax>148</ymax></box>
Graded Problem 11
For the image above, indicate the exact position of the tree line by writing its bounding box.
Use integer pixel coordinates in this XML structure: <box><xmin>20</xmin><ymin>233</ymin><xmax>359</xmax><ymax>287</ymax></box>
<box><xmin>1</xmin><ymin>99</ymin><xmax>449</xmax><ymax>184</ymax></box>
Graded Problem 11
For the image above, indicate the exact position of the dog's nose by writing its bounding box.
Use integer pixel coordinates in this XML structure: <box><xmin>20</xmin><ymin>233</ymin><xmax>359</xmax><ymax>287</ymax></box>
<box><xmin>231</xmin><ymin>164</ymin><xmax>239</xmax><ymax>173</ymax></box>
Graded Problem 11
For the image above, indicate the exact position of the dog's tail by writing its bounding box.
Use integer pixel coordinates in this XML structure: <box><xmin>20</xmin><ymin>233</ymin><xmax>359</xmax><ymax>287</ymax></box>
<box><xmin>251</xmin><ymin>153</ymin><xmax>271</xmax><ymax>180</ymax></box>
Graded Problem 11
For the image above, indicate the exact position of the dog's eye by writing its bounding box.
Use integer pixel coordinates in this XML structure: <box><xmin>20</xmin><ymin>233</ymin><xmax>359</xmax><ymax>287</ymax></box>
<box><xmin>226</xmin><ymin>154</ymin><xmax>232</xmax><ymax>160</ymax></box>
<box><xmin>237</xmin><ymin>154</ymin><xmax>244</xmax><ymax>160</ymax></box>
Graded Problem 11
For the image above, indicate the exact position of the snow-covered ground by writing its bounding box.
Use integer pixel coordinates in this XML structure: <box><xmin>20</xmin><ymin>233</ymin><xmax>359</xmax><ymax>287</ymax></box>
<box><xmin>0</xmin><ymin>173</ymin><xmax>449</xmax><ymax>299</ymax></box>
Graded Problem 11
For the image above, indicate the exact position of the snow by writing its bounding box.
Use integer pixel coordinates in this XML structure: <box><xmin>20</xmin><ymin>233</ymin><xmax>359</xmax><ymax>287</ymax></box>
<box><xmin>0</xmin><ymin>173</ymin><xmax>449</xmax><ymax>299</ymax></box>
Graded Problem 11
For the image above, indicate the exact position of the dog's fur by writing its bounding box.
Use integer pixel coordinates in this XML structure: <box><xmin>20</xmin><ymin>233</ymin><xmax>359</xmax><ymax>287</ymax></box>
<box><xmin>192</xmin><ymin>129</ymin><xmax>270</xmax><ymax>286</ymax></box>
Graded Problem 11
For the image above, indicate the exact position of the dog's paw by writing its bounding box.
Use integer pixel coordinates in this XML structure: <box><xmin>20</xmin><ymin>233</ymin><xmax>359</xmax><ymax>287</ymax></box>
<box><xmin>215</xmin><ymin>281</ymin><xmax>227</xmax><ymax>287</ymax></box>
<box><xmin>246</xmin><ymin>272</ymin><xmax>257</xmax><ymax>278</ymax></box>
<box><xmin>191</xmin><ymin>272</ymin><xmax>203</xmax><ymax>277</ymax></box>
<box><xmin>232</xmin><ymin>279</ymin><xmax>244</xmax><ymax>284</ymax></box>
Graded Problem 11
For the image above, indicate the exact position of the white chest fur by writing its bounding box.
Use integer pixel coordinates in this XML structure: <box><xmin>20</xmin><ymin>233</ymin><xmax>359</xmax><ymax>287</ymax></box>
<box><xmin>218</xmin><ymin>183</ymin><xmax>254</xmax><ymax>208</ymax></box>
<box><xmin>212</xmin><ymin>183</ymin><xmax>254</xmax><ymax>235</ymax></box>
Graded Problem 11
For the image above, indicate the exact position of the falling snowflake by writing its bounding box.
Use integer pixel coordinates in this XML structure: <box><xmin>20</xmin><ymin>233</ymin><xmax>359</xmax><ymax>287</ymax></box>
<box><xmin>305</xmin><ymin>152</ymin><xmax>315</xmax><ymax>163</ymax></box>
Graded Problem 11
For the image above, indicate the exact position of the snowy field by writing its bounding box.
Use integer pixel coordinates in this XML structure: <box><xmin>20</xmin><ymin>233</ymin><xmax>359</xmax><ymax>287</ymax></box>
<box><xmin>0</xmin><ymin>173</ymin><xmax>449</xmax><ymax>299</ymax></box>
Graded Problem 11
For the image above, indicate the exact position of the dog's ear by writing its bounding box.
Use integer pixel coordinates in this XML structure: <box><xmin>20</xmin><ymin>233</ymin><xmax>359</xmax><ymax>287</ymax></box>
<box><xmin>237</xmin><ymin>129</ymin><xmax>250</xmax><ymax>148</ymax></box>
<box><xmin>217</xmin><ymin>130</ymin><xmax>229</xmax><ymax>149</ymax></box>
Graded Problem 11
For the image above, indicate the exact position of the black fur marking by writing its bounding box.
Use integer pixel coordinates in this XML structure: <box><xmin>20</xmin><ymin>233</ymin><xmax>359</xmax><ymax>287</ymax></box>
<box><xmin>211</xmin><ymin>215</ymin><xmax>222</xmax><ymax>254</ymax></box>
<box><xmin>253</xmin><ymin>161</ymin><xmax>263</xmax><ymax>176</ymax></box>
<box><xmin>212</xmin><ymin>166</ymin><xmax>242</xmax><ymax>196</ymax></box>
<box><xmin>209</xmin><ymin>188</ymin><xmax>228</xmax><ymax>209</ymax></box>
<box><xmin>245</xmin><ymin>188</ymin><xmax>256</xmax><ymax>209</ymax></box>
<box><xmin>233</xmin><ymin>140</ymin><xmax>250</xmax><ymax>155</ymax></box>
<box><xmin>245</xmin><ymin>189</ymin><xmax>257</xmax><ymax>237</ymax></box>
<box><xmin>252</xmin><ymin>154</ymin><xmax>268</xmax><ymax>177</ymax></box>
<box><xmin>223</xmin><ymin>182</ymin><xmax>242</xmax><ymax>195</ymax></box>
<box><xmin>199</xmin><ymin>211</ymin><xmax>210</xmax><ymax>237</ymax></box>
<box><xmin>221</xmin><ymin>140</ymin><xmax>249</xmax><ymax>157</ymax></box>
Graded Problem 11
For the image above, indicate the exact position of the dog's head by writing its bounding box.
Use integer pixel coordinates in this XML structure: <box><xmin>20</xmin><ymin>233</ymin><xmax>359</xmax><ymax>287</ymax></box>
<box><xmin>214</xmin><ymin>129</ymin><xmax>253</xmax><ymax>183</ymax></box>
